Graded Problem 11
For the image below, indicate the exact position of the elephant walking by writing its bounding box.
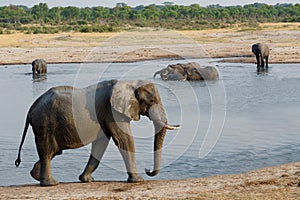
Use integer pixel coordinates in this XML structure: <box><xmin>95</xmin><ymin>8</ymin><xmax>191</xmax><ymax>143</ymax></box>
<box><xmin>252</xmin><ymin>43</ymin><xmax>269</xmax><ymax>71</ymax></box>
<box><xmin>32</xmin><ymin>59</ymin><xmax>47</xmax><ymax>76</ymax></box>
<box><xmin>15</xmin><ymin>80</ymin><xmax>180</xmax><ymax>186</ymax></box>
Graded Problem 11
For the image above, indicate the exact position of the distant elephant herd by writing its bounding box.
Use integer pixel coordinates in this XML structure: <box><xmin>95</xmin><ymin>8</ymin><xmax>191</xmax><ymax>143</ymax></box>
<box><xmin>16</xmin><ymin>42</ymin><xmax>269</xmax><ymax>186</ymax></box>
<box><xmin>30</xmin><ymin>42</ymin><xmax>269</xmax><ymax>81</ymax></box>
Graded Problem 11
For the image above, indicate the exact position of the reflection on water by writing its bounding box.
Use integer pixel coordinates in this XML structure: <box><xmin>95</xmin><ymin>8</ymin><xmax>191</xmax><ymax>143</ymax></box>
<box><xmin>0</xmin><ymin>60</ymin><xmax>300</xmax><ymax>186</ymax></box>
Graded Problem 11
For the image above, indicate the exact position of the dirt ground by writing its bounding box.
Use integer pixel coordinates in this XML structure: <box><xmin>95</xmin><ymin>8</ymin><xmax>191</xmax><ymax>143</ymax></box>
<box><xmin>1</xmin><ymin>162</ymin><xmax>300</xmax><ymax>199</ymax></box>
<box><xmin>0</xmin><ymin>23</ymin><xmax>299</xmax><ymax>65</ymax></box>
<box><xmin>0</xmin><ymin>23</ymin><xmax>300</xmax><ymax>199</ymax></box>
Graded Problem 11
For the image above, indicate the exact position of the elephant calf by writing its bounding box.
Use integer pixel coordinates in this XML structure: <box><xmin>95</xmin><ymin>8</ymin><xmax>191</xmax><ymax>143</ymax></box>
<box><xmin>153</xmin><ymin>62</ymin><xmax>219</xmax><ymax>81</ymax></box>
<box><xmin>15</xmin><ymin>80</ymin><xmax>180</xmax><ymax>186</ymax></box>
<box><xmin>32</xmin><ymin>59</ymin><xmax>47</xmax><ymax>75</ymax></box>
<box><xmin>252</xmin><ymin>43</ymin><xmax>269</xmax><ymax>71</ymax></box>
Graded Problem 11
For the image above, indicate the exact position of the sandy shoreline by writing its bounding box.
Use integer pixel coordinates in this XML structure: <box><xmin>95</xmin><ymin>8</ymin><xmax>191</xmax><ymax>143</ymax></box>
<box><xmin>1</xmin><ymin>23</ymin><xmax>300</xmax><ymax>199</ymax></box>
<box><xmin>1</xmin><ymin>162</ymin><xmax>300</xmax><ymax>199</ymax></box>
<box><xmin>0</xmin><ymin>23</ymin><xmax>299</xmax><ymax>65</ymax></box>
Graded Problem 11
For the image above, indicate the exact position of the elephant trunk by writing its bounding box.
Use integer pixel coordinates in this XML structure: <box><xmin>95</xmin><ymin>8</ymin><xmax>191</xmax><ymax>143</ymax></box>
<box><xmin>145</xmin><ymin>104</ymin><xmax>180</xmax><ymax>177</ymax></box>
<box><xmin>153</xmin><ymin>70</ymin><xmax>161</xmax><ymax>78</ymax></box>
<box><xmin>145</xmin><ymin>121</ymin><xmax>166</xmax><ymax>176</ymax></box>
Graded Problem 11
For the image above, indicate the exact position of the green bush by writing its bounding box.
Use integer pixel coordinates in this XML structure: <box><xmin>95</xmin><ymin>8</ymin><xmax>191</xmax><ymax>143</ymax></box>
<box><xmin>80</xmin><ymin>25</ymin><xmax>92</xmax><ymax>32</ymax></box>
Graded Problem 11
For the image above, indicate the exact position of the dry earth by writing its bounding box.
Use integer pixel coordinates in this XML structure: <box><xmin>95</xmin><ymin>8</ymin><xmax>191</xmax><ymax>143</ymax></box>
<box><xmin>1</xmin><ymin>162</ymin><xmax>300</xmax><ymax>199</ymax></box>
<box><xmin>0</xmin><ymin>23</ymin><xmax>299</xmax><ymax>65</ymax></box>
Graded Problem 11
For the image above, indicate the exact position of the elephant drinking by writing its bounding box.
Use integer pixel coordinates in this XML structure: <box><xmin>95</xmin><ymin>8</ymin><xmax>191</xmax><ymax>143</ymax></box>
<box><xmin>252</xmin><ymin>43</ymin><xmax>269</xmax><ymax>71</ymax></box>
<box><xmin>32</xmin><ymin>59</ymin><xmax>47</xmax><ymax>76</ymax></box>
<box><xmin>15</xmin><ymin>80</ymin><xmax>180</xmax><ymax>186</ymax></box>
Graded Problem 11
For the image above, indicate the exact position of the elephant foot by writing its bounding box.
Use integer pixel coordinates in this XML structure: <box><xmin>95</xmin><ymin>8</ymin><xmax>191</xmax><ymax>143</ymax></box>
<box><xmin>30</xmin><ymin>162</ymin><xmax>41</xmax><ymax>181</ymax></box>
<box><xmin>79</xmin><ymin>173</ymin><xmax>94</xmax><ymax>183</ymax></box>
<box><xmin>127</xmin><ymin>173</ymin><xmax>144</xmax><ymax>183</ymax></box>
<box><xmin>40</xmin><ymin>177</ymin><xmax>59</xmax><ymax>187</ymax></box>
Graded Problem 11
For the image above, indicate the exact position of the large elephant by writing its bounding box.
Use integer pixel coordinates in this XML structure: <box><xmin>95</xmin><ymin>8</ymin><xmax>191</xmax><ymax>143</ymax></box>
<box><xmin>153</xmin><ymin>62</ymin><xmax>200</xmax><ymax>81</ymax></box>
<box><xmin>15</xmin><ymin>80</ymin><xmax>180</xmax><ymax>186</ymax></box>
<box><xmin>251</xmin><ymin>43</ymin><xmax>269</xmax><ymax>71</ymax></box>
<box><xmin>32</xmin><ymin>59</ymin><xmax>47</xmax><ymax>76</ymax></box>
<box><xmin>184</xmin><ymin>66</ymin><xmax>219</xmax><ymax>81</ymax></box>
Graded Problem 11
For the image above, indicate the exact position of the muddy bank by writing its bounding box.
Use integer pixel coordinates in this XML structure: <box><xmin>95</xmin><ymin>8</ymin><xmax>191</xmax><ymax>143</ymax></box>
<box><xmin>1</xmin><ymin>162</ymin><xmax>300</xmax><ymax>199</ymax></box>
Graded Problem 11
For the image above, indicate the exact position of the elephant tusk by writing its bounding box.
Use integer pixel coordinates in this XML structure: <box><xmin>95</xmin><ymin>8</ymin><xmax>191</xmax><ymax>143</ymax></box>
<box><xmin>165</xmin><ymin>124</ymin><xmax>181</xmax><ymax>130</ymax></box>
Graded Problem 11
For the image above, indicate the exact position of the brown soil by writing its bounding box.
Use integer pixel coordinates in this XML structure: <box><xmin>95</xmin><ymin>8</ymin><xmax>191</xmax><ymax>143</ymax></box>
<box><xmin>0</xmin><ymin>23</ymin><xmax>299</xmax><ymax>65</ymax></box>
<box><xmin>1</xmin><ymin>162</ymin><xmax>300</xmax><ymax>199</ymax></box>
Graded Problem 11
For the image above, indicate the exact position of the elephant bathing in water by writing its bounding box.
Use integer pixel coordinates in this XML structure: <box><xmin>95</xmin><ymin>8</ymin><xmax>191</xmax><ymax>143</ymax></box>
<box><xmin>184</xmin><ymin>66</ymin><xmax>219</xmax><ymax>81</ymax></box>
<box><xmin>15</xmin><ymin>80</ymin><xmax>180</xmax><ymax>186</ymax></box>
<box><xmin>252</xmin><ymin>43</ymin><xmax>269</xmax><ymax>71</ymax></box>
<box><xmin>153</xmin><ymin>62</ymin><xmax>219</xmax><ymax>81</ymax></box>
<box><xmin>32</xmin><ymin>59</ymin><xmax>47</xmax><ymax>76</ymax></box>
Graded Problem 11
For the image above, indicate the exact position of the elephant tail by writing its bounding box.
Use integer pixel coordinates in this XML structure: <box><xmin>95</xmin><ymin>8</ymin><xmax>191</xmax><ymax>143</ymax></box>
<box><xmin>15</xmin><ymin>115</ymin><xmax>30</xmax><ymax>167</ymax></box>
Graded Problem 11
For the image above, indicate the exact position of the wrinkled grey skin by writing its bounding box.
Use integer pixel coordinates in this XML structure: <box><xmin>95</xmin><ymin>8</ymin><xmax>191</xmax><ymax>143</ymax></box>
<box><xmin>32</xmin><ymin>59</ymin><xmax>47</xmax><ymax>76</ymax></box>
<box><xmin>163</xmin><ymin>73</ymin><xmax>187</xmax><ymax>81</ymax></box>
<box><xmin>15</xmin><ymin>80</ymin><xmax>180</xmax><ymax>186</ymax></box>
<box><xmin>153</xmin><ymin>62</ymin><xmax>200</xmax><ymax>81</ymax></box>
<box><xmin>252</xmin><ymin>43</ymin><xmax>269</xmax><ymax>71</ymax></box>
<box><xmin>184</xmin><ymin>66</ymin><xmax>219</xmax><ymax>81</ymax></box>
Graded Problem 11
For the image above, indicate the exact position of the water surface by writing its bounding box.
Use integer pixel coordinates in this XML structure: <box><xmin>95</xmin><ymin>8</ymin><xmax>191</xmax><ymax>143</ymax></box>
<box><xmin>0</xmin><ymin>59</ymin><xmax>299</xmax><ymax>186</ymax></box>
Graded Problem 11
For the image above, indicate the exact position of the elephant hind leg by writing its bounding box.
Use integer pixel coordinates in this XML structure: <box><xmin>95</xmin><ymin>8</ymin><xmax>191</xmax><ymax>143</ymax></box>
<box><xmin>30</xmin><ymin>148</ymin><xmax>62</xmax><ymax>182</ymax></box>
<box><xmin>265</xmin><ymin>56</ymin><xmax>269</xmax><ymax>68</ymax></box>
<box><xmin>34</xmin><ymin>128</ymin><xmax>59</xmax><ymax>186</ymax></box>
<box><xmin>30</xmin><ymin>161</ymin><xmax>41</xmax><ymax>181</ymax></box>
<box><xmin>39</xmin><ymin>158</ymin><xmax>58</xmax><ymax>186</ymax></box>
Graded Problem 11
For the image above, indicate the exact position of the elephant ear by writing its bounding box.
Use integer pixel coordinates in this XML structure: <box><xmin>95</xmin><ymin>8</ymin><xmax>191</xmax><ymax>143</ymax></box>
<box><xmin>110</xmin><ymin>80</ymin><xmax>141</xmax><ymax>121</ymax></box>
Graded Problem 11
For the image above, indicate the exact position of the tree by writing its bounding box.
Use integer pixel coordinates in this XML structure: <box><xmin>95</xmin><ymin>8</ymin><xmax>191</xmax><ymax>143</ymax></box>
<box><xmin>142</xmin><ymin>5</ymin><xmax>162</xmax><ymax>20</ymax></box>
<box><xmin>80</xmin><ymin>7</ymin><xmax>92</xmax><ymax>21</ymax></box>
<box><xmin>91</xmin><ymin>6</ymin><xmax>110</xmax><ymax>21</ymax></box>
<box><xmin>31</xmin><ymin>3</ymin><xmax>49</xmax><ymax>23</ymax></box>
<box><xmin>112</xmin><ymin>3</ymin><xmax>131</xmax><ymax>20</ymax></box>
<box><xmin>48</xmin><ymin>7</ymin><xmax>62</xmax><ymax>24</ymax></box>
<box><xmin>61</xmin><ymin>6</ymin><xmax>80</xmax><ymax>21</ymax></box>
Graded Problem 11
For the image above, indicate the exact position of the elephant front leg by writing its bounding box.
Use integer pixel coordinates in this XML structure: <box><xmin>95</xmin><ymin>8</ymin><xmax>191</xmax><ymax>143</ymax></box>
<box><xmin>109</xmin><ymin>121</ymin><xmax>144</xmax><ymax>183</ymax></box>
<box><xmin>79</xmin><ymin>134</ymin><xmax>110</xmax><ymax>183</ymax></box>
<box><xmin>118</xmin><ymin>148</ymin><xmax>144</xmax><ymax>183</ymax></box>
<box><xmin>260</xmin><ymin>54</ymin><xmax>265</xmax><ymax>68</ymax></box>
<box><xmin>255</xmin><ymin>55</ymin><xmax>260</xmax><ymax>69</ymax></box>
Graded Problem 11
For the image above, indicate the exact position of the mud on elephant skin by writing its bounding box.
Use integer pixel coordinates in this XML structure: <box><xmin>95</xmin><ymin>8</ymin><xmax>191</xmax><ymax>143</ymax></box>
<box><xmin>153</xmin><ymin>62</ymin><xmax>219</xmax><ymax>81</ymax></box>
<box><xmin>15</xmin><ymin>80</ymin><xmax>180</xmax><ymax>186</ymax></box>
<box><xmin>252</xmin><ymin>43</ymin><xmax>269</xmax><ymax>71</ymax></box>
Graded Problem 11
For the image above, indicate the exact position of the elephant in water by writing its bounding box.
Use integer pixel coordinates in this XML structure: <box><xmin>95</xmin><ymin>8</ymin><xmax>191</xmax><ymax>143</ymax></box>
<box><xmin>15</xmin><ymin>80</ymin><xmax>180</xmax><ymax>186</ymax></box>
<box><xmin>32</xmin><ymin>59</ymin><xmax>47</xmax><ymax>76</ymax></box>
<box><xmin>252</xmin><ymin>43</ymin><xmax>269</xmax><ymax>71</ymax></box>
<box><xmin>153</xmin><ymin>62</ymin><xmax>200</xmax><ymax>81</ymax></box>
<box><xmin>184</xmin><ymin>66</ymin><xmax>219</xmax><ymax>81</ymax></box>
<box><xmin>153</xmin><ymin>62</ymin><xmax>218</xmax><ymax>81</ymax></box>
